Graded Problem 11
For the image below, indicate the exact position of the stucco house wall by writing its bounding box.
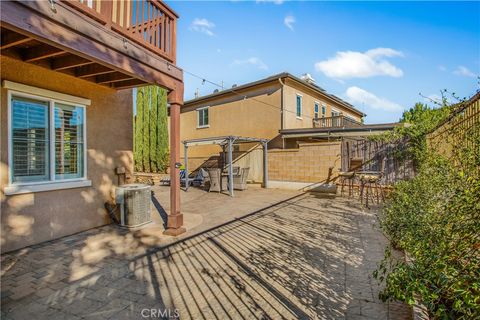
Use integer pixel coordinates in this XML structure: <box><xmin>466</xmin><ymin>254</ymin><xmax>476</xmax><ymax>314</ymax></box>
<box><xmin>282</xmin><ymin>78</ymin><xmax>363</xmax><ymax>130</ymax></box>
<box><xmin>171</xmin><ymin>82</ymin><xmax>282</xmax><ymax>170</ymax></box>
<box><xmin>0</xmin><ymin>56</ymin><xmax>133</xmax><ymax>252</ymax></box>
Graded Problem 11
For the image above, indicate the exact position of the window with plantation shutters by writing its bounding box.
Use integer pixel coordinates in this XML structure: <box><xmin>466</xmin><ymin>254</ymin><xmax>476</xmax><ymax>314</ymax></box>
<box><xmin>9</xmin><ymin>92</ymin><xmax>86</xmax><ymax>185</ymax></box>
<box><xmin>54</xmin><ymin>103</ymin><xmax>84</xmax><ymax>180</ymax></box>
<box><xmin>11</xmin><ymin>96</ymin><xmax>50</xmax><ymax>182</ymax></box>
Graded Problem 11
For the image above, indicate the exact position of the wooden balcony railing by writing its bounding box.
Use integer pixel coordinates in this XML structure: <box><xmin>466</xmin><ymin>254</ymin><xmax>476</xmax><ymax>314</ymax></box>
<box><xmin>313</xmin><ymin>115</ymin><xmax>363</xmax><ymax>128</ymax></box>
<box><xmin>65</xmin><ymin>0</ymin><xmax>177</xmax><ymax>63</ymax></box>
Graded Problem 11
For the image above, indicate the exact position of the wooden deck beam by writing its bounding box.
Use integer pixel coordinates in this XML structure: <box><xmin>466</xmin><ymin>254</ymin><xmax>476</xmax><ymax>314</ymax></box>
<box><xmin>52</xmin><ymin>55</ymin><xmax>93</xmax><ymax>71</ymax></box>
<box><xmin>23</xmin><ymin>45</ymin><xmax>65</xmax><ymax>62</ymax></box>
<box><xmin>76</xmin><ymin>64</ymin><xmax>115</xmax><ymax>78</ymax></box>
<box><xmin>111</xmin><ymin>79</ymin><xmax>147</xmax><ymax>89</ymax></box>
<box><xmin>0</xmin><ymin>31</ymin><xmax>31</xmax><ymax>50</ymax></box>
<box><xmin>96</xmin><ymin>73</ymin><xmax>134</xmax><ymax>84</ymax></box>
<box><xmin>1</xmin><ymin>1</ymin><xmax>182</xmax><ymax>88</ymax></box>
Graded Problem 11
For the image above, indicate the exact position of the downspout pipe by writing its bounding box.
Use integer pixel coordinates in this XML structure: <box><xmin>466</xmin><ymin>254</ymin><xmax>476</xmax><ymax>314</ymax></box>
<box><xmin>278</xmin><ymin>78</ymin><xmax>285</xmax><ymax>130</ymax></box>
<box><xmin>278</xmin><ymin>78</ymin><xmax>285</xmax><ymax>149</ymax></box>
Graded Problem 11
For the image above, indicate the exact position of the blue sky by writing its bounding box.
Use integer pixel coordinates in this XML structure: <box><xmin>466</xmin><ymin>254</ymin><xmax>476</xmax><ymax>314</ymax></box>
<box><xmin>168</xmin><ymin>1</ymin><xmax>480</xmax><ymax>124</ymax></box>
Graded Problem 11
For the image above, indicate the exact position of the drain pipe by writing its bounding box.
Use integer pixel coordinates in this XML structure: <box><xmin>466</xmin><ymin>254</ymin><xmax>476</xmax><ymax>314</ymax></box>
<box><xmin>278</xmin><ymin>77</ymin><xmax>285</xmax><ymax>149</ymax></box>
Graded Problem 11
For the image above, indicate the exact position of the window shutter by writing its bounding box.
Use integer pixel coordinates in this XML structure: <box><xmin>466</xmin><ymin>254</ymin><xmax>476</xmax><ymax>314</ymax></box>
<box><xmin>54</xmin><ymin>103</ymin><xmax>85</xmax><ymax>179</ymax></box>
<box><xmin>11</xmin><ymin>96</ymin><xmax>50</xmax><ymax>182</ymax></box>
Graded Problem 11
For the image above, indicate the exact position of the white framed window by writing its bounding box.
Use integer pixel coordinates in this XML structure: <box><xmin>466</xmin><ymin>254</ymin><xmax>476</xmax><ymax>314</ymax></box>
<box><xmin>296</xmin><ymin>94</ymin><xmax>302</xmax><ymax>119</ymax></box>
<box><xmin>197</xmin><ymin>107</ymin><xmax>209</xmax><ymax>128</ymax></box>
<box><xmin>4</xmin><ymin>81</ymin><xmax>91</xmax><ymax>195</ymax></box>
<box><xmin>314</xmin><ymin>102</ymin><xmax>319</xmax><ymax>119</ymax></box>
<box><xmin>321</xmin><ymin>103</ymin><xmax>326</xmax><ymax>116</ymax></box>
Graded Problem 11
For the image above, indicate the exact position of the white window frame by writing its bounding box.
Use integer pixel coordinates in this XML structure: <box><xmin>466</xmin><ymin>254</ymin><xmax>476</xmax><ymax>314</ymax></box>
<box><xmin>321</xmin><ymin>102</ymin><xmax>327</xmax><ymax>116</ymax></box>
<box><xmin>196</xmin><ymin>106</ymin><xmax>210</xmax><ymax>129</ymax></box>
<box><xmin>296</xmin><ymin>94</ymin><xmax>303</xmax><ymax>119</ymax></box>
<box><xmin>314</xmin><ymin>101</ymin><xmax>320</xmax><ymax>119</ymax></box>
<box><xmin>4</xmin><ymin>81</ymin><xmax>91</xmax><ymax>195</ymax></box>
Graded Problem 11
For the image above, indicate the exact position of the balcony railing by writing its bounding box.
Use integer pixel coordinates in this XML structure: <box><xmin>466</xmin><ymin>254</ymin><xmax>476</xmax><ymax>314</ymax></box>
<box><xmin>313</xmin><ymin>115</ymin><xmax>363</xmax><ymax>128</ymax></box>
<box><xmin>65</xmin><ymin>0</ymin><xmax>177</xmax><ymax>63</ymax></box>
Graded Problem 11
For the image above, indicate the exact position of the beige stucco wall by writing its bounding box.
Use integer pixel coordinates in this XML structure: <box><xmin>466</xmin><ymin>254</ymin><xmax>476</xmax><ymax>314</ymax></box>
<box><xmin>171</xmin><ymin>82</ymin><xmax>282</xmax><ymax>170</ymax></box>
<box><xmin>283</xmin><ymin>79</ymin><xmax>363</xmax><ymax>130</ymax></box>
<box><xmin>268</xmin><ymin>142</ymin><xmax>342</xmax><ymax>183</ymax></box>
<box><xmin>1</xmin><ymin>56</ymin><xmax>133</xmax><ymax>252</ymax></box>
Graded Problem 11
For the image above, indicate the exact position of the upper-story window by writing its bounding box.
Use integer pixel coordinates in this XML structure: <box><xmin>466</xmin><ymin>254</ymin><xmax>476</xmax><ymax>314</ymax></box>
<box><xmin>296</xmin><ymin>94</ymin><xmax>302</xmax><ymax>118</ymax></box>
<box><xmin>321</xmin><ymin>103</ymin><xmax>326</xmax><ymax>117</ymax></box>
<box><xmin>197</xmin><ymin>107</ymin><xmax>209</xmax><ymax>128</ymax></box>
<box><xmin>314</xmin><ymin>102</ymin><xmax>319</xmax><ymax>118</ymax></box>
<box><xmin>9</xmin><ymin>92</ymin><xmax>86</xmax><ymax>184</ymax></box>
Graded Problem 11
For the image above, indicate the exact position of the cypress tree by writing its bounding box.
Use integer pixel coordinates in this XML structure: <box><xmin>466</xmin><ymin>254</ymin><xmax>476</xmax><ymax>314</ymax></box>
<box><xmin>134</xmin><ymin>85</ymin><xmax>169</xmax><ymax>173</ymax></box>
<box><xmin>134</xmin><ymin>87</ymin><xmax>144</xmax><ymax>172</ymax></box>
<box><xmin>142</xmin><ymin>87</ymin><xmax>151</xmax><ymax>172</ymax></box>
<box><xmin>157</xmin><ymin>87</ymin><xmax>169</xmax><ymax>172</ymax></box>
<box><xmin>149</xmin><ymin>86</ymin><xmax>158</xmax><ymax>172</ymax></box>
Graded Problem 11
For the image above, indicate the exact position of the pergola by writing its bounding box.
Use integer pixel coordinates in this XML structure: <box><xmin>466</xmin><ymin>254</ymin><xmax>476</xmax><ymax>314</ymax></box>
<box><xmin>183</xmin><ymin>136</ymin><xmax>269</xmax><ymax>196</ymax></box>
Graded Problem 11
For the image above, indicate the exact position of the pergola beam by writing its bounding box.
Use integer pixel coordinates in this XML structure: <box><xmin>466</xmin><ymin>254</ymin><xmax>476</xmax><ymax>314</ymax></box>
<box><xmin>182</xmin><ymin>135</ymin><xmax>270</xmax><ymax>196</ymax></box>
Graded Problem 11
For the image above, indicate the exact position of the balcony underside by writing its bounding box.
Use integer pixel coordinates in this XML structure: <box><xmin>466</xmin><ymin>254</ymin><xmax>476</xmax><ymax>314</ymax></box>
<box><xmin>0</xmin><ymin>1</ymin><xmax>182</xmax><ymax>92</ymax></box>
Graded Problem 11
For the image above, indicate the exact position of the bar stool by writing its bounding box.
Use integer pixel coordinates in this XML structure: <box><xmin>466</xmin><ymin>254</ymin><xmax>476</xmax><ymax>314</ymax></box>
<box><xmin>359</xmin><ymin>173</ymin><xmax>384</xmax><ymax>208</ymax></box>
<box><xmin>338</xmin><ymin>171</ymin><xmax>356</xmax><ymax>197</ymax></box>
<box><xmin>338</xmin><ymin>158</ymin><xmax>364</xmax><ymax>197</ymax></box>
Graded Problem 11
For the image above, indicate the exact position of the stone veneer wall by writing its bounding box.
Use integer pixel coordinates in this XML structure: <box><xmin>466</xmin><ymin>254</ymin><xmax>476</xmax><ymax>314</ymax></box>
<box><xmin>268</xmin><ymin>142</ymin><xmax>342</xmax><ymax>183</ymax></box>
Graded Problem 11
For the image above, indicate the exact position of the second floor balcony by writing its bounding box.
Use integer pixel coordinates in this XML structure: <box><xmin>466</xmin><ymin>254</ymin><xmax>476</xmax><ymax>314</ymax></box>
<box><xmin>313</xmin><ymin>115</ymin><xmax>363</xmax><ymax>129</ymax></box>
<box><xmin>66</xmin><ymin>0</ymin><xmax>177</xmax><ymax>64</ymax></box>
<box><xmin>1</xmin><ymin>0</ymin><xmax>182</xmax><ymax>91</ymax></box>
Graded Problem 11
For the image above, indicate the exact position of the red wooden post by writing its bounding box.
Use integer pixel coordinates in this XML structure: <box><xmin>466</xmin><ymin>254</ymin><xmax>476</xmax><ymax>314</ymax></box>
<box><xmin>164</xmin><ymin>83</ymin><xmax>186</xmax><ymax>236</ymax></box>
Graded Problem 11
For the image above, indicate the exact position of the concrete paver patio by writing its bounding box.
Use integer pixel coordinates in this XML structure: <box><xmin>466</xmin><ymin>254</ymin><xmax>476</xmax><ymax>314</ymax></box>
<box><xmin>1</xmin><ymin>190</ymin><xmax>411</xmax><ymax>319</ymax></box>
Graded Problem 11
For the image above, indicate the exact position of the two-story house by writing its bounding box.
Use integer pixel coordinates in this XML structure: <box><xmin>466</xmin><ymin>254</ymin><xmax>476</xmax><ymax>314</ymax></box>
<box><xmin>1</xmin><ymin>0</ymin><xmax>185</xmax><ymax>252</ymax></box>
<box><xmin>178</xmin><ymin>72</ymin><xmax>365</xmax><ymax>172</ymax></box>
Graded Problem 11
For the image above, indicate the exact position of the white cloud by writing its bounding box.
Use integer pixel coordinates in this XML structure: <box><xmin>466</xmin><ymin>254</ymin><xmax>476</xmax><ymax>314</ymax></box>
<box><xmin>453</xmin><ymin>66</ymin><xmax>477</xmax><ymax>78</ymax></box>
<box><xmin>284</xmin><ymin>15</ymin><xmax>295</xmax><ymax>31</ymax></box>
<box><xmin>233</xmin><ymin>57</ymin><xmax>268</xmax><ymax>70</ymax></box>
<box><xmin>190</xmin><ymin>18</ymin><xmax>215</xmax><ymax>36</ymax></box>
<box><xmin>345</xmin><ymin>86</ymin><xmax>403</xmax><ymax>112</ymax></box>
<box><xmin>256</xmin><ymin>0</ymin><xmax>284</xmax><ymax>4</ymax></box>
<box><xmin>315</xmin><ymin>48</ymin><xmax>404</xmax><ymax>79</ymax></box>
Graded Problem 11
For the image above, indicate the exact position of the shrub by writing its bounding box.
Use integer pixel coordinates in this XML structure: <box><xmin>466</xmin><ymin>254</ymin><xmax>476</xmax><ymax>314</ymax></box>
<box><xmin>375</xmin><ymin>97</ymin><xmax>480</xmax><ymax>319</ymax></box>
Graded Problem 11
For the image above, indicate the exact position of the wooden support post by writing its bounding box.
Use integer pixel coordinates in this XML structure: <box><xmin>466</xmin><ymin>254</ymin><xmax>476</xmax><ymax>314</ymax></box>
<box><xmin>164</xmin><ymin>86</ymin><xmax>185</xmax><ymax>236</ymax></box>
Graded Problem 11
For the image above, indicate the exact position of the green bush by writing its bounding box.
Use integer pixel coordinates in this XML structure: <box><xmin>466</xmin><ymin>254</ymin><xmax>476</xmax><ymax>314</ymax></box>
<box><xmin>376</xmin><ymin>122</ymin><xmax>480</xmax><ymax>319</ymax></box>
